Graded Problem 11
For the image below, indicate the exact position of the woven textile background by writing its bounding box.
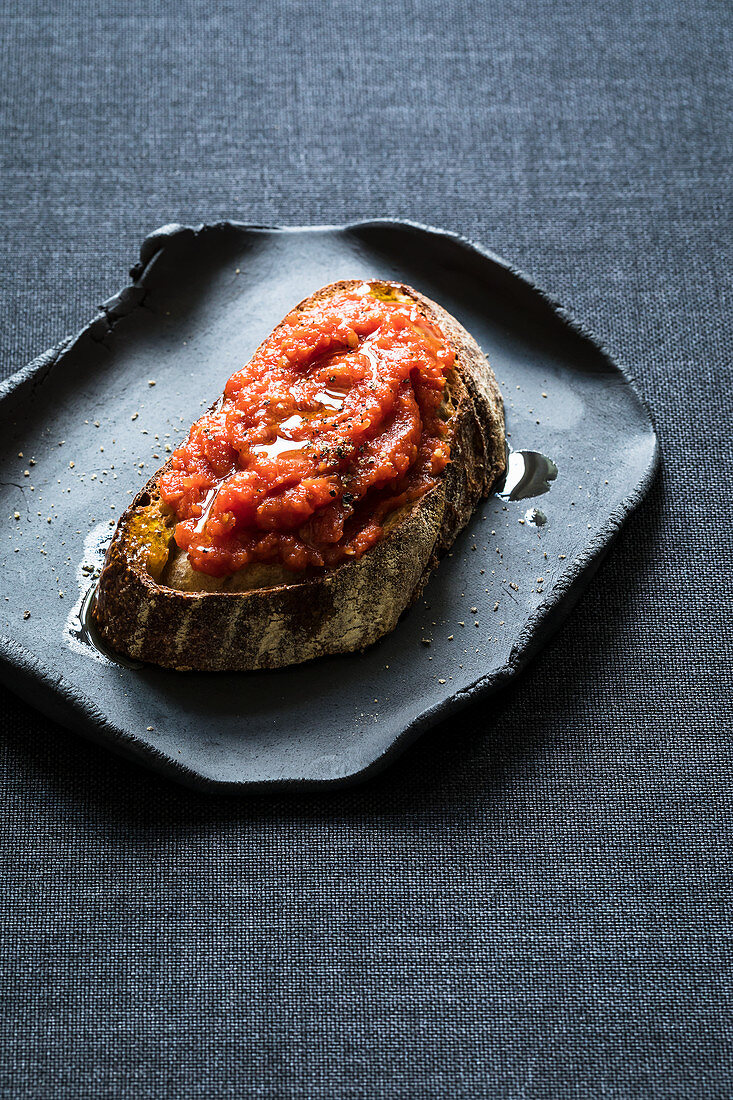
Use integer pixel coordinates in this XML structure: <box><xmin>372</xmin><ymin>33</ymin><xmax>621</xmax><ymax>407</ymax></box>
<box><xmin>1</xmin><ymin>1</ymin><xmax>731</xmax><ymax>1097</ymax></box>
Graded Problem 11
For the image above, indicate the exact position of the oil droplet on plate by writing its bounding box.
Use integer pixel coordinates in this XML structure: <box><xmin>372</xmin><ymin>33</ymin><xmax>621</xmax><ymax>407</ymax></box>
<box><xmin>524</xmin><ymin>507</ymin><xmax>547</xmax><ymax>526</ymax></box>
<box><xmin>71</xmin><ymin>584</ymin><xmax>143</xmax><ymax>669</ymax></box>
<box><xmin>63</xmin><ymin>522</ymin><xmax>143</xmax><ymax>668</ymax></box>
<box><xmin>496</xmin><ymin>449</ymin><xmax>558</xmax><ymax>501</ymax></box>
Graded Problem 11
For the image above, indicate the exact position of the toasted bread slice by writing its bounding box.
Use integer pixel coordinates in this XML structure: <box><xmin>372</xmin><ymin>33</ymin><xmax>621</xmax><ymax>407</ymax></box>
<box><xmin>94</xmin><ymin>280</ymin><xmax>505</xmax><ymax>670</ymax></box>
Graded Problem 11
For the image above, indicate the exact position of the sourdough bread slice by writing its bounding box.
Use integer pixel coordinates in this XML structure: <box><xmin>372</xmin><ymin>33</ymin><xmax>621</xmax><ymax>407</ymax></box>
<box><xmin>94</xmin><ymin>280</ymin><xmax>505</xmax><ymax>670</ymax></box>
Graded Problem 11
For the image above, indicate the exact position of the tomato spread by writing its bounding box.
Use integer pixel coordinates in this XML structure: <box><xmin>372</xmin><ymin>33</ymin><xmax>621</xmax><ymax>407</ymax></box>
<box><xmin>158</xmin><ymin>283</ymin><xmax>455</xmax><ymax>575</ymax></box>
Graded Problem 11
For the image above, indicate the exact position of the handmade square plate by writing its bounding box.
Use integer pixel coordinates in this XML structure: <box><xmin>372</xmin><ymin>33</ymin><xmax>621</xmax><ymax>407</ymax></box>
<box><xmin>0</xmin><ymin>221</ymin><xmax>657</xmax><ymax>790</ymax></box>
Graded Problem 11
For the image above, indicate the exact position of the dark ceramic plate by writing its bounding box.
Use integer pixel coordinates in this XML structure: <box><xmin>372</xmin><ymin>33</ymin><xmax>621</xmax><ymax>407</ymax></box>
<box><xmin>0</xmin><ymin>221</ymin><xmax>657</xmax><ymax>791</ymax></box>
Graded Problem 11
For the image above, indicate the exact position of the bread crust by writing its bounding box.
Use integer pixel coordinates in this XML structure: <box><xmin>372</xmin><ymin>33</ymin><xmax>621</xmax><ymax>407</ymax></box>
<box><xmin>93</xmin><ymin>280</ymin><xmax>505</xmax><ymax>670</ymax></box>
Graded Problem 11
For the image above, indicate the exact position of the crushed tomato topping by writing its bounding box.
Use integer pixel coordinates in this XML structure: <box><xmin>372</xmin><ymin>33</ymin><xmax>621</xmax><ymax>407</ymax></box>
<box><xmin>158</xmin><ymin>284</ymin><xmax>455</xmax><ymax>575</ymax></box>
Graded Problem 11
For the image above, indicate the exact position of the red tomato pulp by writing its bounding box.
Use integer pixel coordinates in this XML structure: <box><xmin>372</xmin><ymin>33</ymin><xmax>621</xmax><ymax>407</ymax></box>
<box><xmin>159</xmin><ymin>284</ymin><xmax>455</xmax><ymax>576</ymax></box>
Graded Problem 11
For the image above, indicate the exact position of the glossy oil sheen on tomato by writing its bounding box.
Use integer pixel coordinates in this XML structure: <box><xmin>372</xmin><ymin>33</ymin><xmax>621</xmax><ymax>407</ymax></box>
<box><xmin>158</xmin><ymin>283</ymin><xmax>455</xmax><ymax>575</ymax></box>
